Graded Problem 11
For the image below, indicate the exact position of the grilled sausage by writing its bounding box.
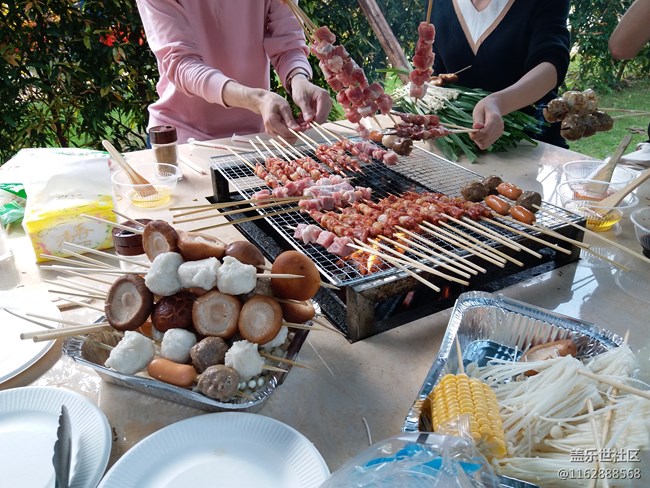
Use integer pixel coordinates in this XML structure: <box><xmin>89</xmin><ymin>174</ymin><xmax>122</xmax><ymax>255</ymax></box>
<box><xmin>496</xmin><ymin>182</ymin><xmax>523</xmax><ymax>200</ymax></box>
<box><xmin>484</xmin><ymin>195</ymin><xmax>511</xmax><ymax>216</ymax></box>
<box><xmin>147</xmin><ymin>358</ymin><xmax>198</xmax><ymax>388</ymax></box>
<box><xmin>509</xmin><ymin>205</ymin><xmax>536</xmax><ymax>225</ymax></box>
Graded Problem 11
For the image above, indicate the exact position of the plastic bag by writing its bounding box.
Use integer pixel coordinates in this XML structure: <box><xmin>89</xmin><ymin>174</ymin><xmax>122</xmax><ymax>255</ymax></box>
<box><xmin>321</xmin><ymin>432</ymin><xmax>502</xmax><ymax>488</ymax></box>
<box><xmin>0</xmin><ymin>183</ymin><xmax>26</xmax><ymax>226</ymax></box>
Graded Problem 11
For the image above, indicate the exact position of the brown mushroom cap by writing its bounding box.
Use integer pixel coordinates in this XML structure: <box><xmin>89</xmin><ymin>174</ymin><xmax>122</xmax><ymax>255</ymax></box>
<box><xmin>104</xmin><ymin>274</ymin><xmax>154</xmax><ymax>331</ymax></box>
<box><xmin>177</xmin><ymin>230</ymin><xmax>227</xmax><ymax>261</ymax></box>
<box><xmin>192</xmin><ymin>290</ymin><xmax>241</xmax><ymax>338</ymax></box>
<box><xmin>142</xmin><ymin>220</ymin><xmax>179</xmax><ymax>261</ymax></box>
<box><xmin>225</xmin><ymin>241</ymin><xmax>265</xmax><ymax>267</ymax></box>
<box><xmin>270</xmin><ymin>250</ymin><xmax>320</xmax><ymax>301</ymax></box>
<box><xmin>151</xmin><ymin>291</ymin><xmax>196</xmax><ymax>332</ymax></box>
<box><xmin>238</xmin><ymin>295</ymin><xmax>283</xmax><ymax>344</ymax></box>
<box><xmin>197</xmin><ymin>364</ymin><xmax>240</xmax><ymax>401</ymax></box>
<box><xmin>279</xmin><ymin>299</ymin><xmax>316</xmax><ymax>324</ymax></box>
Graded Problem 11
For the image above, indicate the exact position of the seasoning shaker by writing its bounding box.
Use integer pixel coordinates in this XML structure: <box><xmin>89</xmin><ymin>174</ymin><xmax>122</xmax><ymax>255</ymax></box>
<box><xmin>150</xmin><ymin>125</ymin><xmax>179</xmax><ymax>169</ymax></box>
<box><xmin>112</xmin><ymin>218</ymin><xmax>152</xmax><ymax>271</ymax></box>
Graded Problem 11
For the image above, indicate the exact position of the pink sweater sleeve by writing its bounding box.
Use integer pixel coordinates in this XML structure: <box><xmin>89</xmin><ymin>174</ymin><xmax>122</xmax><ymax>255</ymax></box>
<box><xmin>136</xmin><ymin>0</ymin><xmax>312</xmax><ymax>107</ymax></box>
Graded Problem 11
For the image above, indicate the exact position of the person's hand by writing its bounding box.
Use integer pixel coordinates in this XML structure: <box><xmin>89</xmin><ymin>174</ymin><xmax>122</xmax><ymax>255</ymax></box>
<box><xmin>256</xmin><ymin>91</ymin><xmax>304</xmax><ymax>139</ymax></box>
<box><xmin>290</xmin><ymin>76</ymin><xmax>332</xmax><ymax>126</ymax></box>
<box><xmin>470</xmin><ymin>95</ymin><xmax>505</xmax><ymax>150</ymax></box>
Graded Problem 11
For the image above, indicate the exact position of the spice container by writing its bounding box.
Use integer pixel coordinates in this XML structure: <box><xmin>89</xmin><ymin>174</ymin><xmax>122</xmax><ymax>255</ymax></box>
<box><xmin>112</xmin><ymin>219</ymin><xmax>152</xmax><ymax>270</ymax></box>
<box><xmin>150</xmin><ymin>125</ymin><xmax>178</xmax><ymax>169</ymax></box>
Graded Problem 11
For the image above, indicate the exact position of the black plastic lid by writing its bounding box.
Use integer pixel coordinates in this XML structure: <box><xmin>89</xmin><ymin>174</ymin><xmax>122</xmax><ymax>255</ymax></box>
<box><xmin>149</xmin><ymin>125</ymin><xmax>177</xmax><ymax>144</ymax></box>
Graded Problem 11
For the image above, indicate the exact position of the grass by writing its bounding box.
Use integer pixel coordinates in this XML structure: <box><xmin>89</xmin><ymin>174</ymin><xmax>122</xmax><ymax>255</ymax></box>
<box><xmin>566</xmin><ymin>77</ymin><xmax>650</xmax><ymax>159</ymax></box>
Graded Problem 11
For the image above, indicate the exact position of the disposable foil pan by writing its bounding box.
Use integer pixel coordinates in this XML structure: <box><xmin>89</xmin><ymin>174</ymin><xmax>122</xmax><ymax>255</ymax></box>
<box><xmin>63</xmin><ymin>326</ymin><xmax>309</xmax><ymax>413</ymax></box>
<box><xmin>402</xmin><ymin>291</ymin><xmax>625</xmax><ymax>488</ymax></box>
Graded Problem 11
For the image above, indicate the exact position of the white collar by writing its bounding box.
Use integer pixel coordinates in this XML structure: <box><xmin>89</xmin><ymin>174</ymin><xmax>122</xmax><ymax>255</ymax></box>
<box><xmin>456</xmin><ymin>0</ymin><xmax>510</xmax><ymax>44</ymax></box>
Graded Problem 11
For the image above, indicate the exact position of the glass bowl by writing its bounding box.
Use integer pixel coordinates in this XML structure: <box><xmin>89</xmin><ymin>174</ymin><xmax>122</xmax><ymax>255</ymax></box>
<box><xmin>111</xmin><ymin>163</ymin><xmax>181</xmax><ymax>208</ymax></box>
<box><xmin>630</xmin><ymin>206</ymin><xmax>650</xmax><ymax>258</ymax></box>
<box><xmin>562</xmin><ymin>160</ymin><xmax>638</xmax><ymax>185</ymax></box>
<box><xmin>557</xmin><ymin>179</ymin><xmax>639</xmax><ymax>232</ymax></box>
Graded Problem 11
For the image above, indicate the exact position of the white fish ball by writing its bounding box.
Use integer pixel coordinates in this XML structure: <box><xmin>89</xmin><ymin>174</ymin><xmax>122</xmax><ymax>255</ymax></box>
<box><xmin>217</xmin><ymin>256</ymin><xmax>257</xmax><ymax>295</ymax></box>
<box><xmin>225</xmin><ymin>339</ymin><xmax>264</xmax><ymax>380</ymax></box>
<box><xmin>105</xmin><ymin>331</ymin><xmax>155</xmax><ymax>375</ymax></box>
<box><xmin>177</xmin><ymin>257</ymin><xmax>220</xmax><ymax>290</ymax></box>
<box><xmin>145</xmin><ymin>252</ymin><xmax>184</xmax><ymax>296</ymax></box>
<box><xmin>160</xmin><ymin>328</ymin><xmax>197</xmax><ymax>363</ymax></box>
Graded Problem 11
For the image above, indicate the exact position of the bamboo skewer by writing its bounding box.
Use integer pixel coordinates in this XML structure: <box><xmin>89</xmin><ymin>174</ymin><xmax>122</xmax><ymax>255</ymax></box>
<box><xmin>112</xmin><ymin>210</ymin><xmax>145</xmax><ymax>227</ymax></box>
<box><xmin>421</xmin><ymin>223</ymin><xmax>507</xmax><ymax>267</ymax></box>
<box><xmin>454</xmin><ymin>216</ymin><xmax>543</xmax><ymax>258</ymax></box>
<box><xmin>30</xmin><ymin>323</ymin><xmax>115</xmax><ymax>343</ymax></box>
<box><xmin>482</xmin><ymin>217</ymin><xmax>573</xmax><ymax>256</ymax></box>
<box><xmin>178</xmin><ymin>155</ymin><xmax>208</xmax><ymax>176</ymax></box>
<box><xmin>312</xmin><ymin>122</ymin><xmax>343</xmax><ymax>142</ymax></box>
<box><xmin>81</xmin><ymin>214</ymin><xmax>142</xmax><ymax>234</ymax></box>
<box><xmin>351</xmin><ymin>240</ymin><xmax>441</xmax><ymax>292</ymax></box>
<box><xmin>188</xmin><ymin>206</ymin><xmax>301</xmax><ymax>233</ymax></box>
<box><xmin>535</xmin><ymin>204</ymin><xmax>650</xmax><ymax>265</ymax></box>
<box><xmin>426</xmin><ymin>0</ymin><xmax>434</xmax><ymax>24</ymax></box>
<box><xmin>46</xmin><ymin>276</ymin><xmax>108</xmax><ymax>296</ymax></box>
<box><xmin>438</xmin><ymin>221</ymin><xmax>525</xmax><ymax>267</ymax></box>
<box><xmin>63</xmin><ymin>242</ymin><xmax>151</xmax><ymax>269</ymax></box>
<box><xmin>394</xmin><ymin>225</ymin><xmax>487</xmax><ymax>274</ymax></box>
<box><xmin>46</xmin><ymin>288</ymin><xmax>106</xmax><ymax>301</ymax></box>
<box><xmin>577</xmin><ymin>369</ymin><xmax>650</xmax><ymax>401</ymax></box>
<box><xmin>226</xmin><ymin>147</ymin><xmax>256</xmax><ymax>172</ymax></box>
<box><xmin>262</xmin><ymin>364</ymin><xmax>289</xmax><ymax>374</ymax></box>
<box><xmin>368</xmin><ymin>237</ymin><xmax>469</xmax><ymax>285</ymax></box>
<box><xmin>172</xmin><ymin>199</ymin><xmax>302</xmax><ymax>224</ymax></box>
<box><xmin>57</xmin><ymin>269</ymin><xmax>114</xmax><ymax>286</ymax></box>
<box><xmin>377</xmin><ymin>234</ymin><xmax>472</xmax><ymax>279</ymax></box>
<box><xmin>54</xmin><ymin>296</ymin><xmax>105</xmax><ymax>312</ymax></box>
<box><xmin>39</xmin><ymin>253</ymin><xmax>115</xmax><ymax>270</ymax></box>
<box><xmin>187</xmin><ymin>138</ymin><xmax>248</xmax><ymax>153</ymax></box>
<box><xmin>386</xmin><ymin>232</ymin><xmax>478</xmax><ymax>276</ymax></box>
<box><xmin>171</xmin><ymin>196</ymin><xmax>305</xmax><ymax>216</ymax></box>
<box><xmin>3</xmin><ymin>308</ymin><xmax>56</xmax><ymax>332</ymax></box>
<box><xmin>259</xmin><ymin>351</ymin><xmax>311</xmax><ymax>369</ymax></box>
<box><xmin>44</xmin><ymin>265</ymin><xmax>140</xmax><ymax>275</ymax></box>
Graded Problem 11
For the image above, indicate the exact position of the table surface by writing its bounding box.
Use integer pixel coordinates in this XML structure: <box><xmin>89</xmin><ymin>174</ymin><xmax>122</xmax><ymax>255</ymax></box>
<box><xmin>2</xmin><ymin>123</ymin><xmax>649</xmax><ymax>481</ymax></box>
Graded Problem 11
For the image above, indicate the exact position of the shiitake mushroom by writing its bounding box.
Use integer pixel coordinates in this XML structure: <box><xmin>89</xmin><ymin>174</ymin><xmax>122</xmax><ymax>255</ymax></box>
<box><xmin>237</xmin><ymin>295</ymin><xmax>283</xmax><ymax>345</ymax></box>
<box><xmin>225</xmin><ymin>240</ymin><xmax>265</xmax><ymax>267</ymax></box>
<box><xmin>560</xmin><ymin>114</ymin><xmax>587</xmax><ymax>141</ymax></box>
<box><xmin>481</xmin><ymin>175</ymin><xmax>503</xmax><ymax>195</ymax></box>
<box><xmin>279</xmin><ymin>299</ymin><xmax>316</xmax><ymax>324</ymax></box>
<box><xmin>104</xmin><ymin>274</ymin><xmax>154</xmax><ymax>331</ymax></box>
<box><xmin>192</xmin><ymin>290</ymin><xmax>241</xmax><ymax>338</ymax></box>
<box><xmin>270</xmin><ymin>251</ymin><xmax>320</xmax><ymax>301</ymax></box>
<box><xmin>460</xmin><ymin>181</ymin><xmax>490</xmax><ymax>202</ymax></box>
<box><xmin>151</xmin><ymin>291</ymin><xmax>196</xmax><ymax>332</ymax></box>
<box><xmin>177</xmin><ymin>230</ymin><xmax>226</xmax><ymax>261</ymax></box>
<box><xmin>142</xmin><ymin>220</ymin><xmax>179</xmax><ymax>261</ymax></box>
<box><xmin>515</xmin><ymin>191</ymin><xmax>543</xmax><ymax>213</ymax></box>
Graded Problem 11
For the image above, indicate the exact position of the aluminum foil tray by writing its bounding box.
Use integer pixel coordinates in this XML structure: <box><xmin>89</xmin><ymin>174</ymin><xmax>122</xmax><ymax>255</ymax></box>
<box><xmin>63</xmin><ymin>326</ymin><xmax>309</xmax><ymax>413</ymax></box>
<box><xmin>403</xmin><ymin>291</ymin><xmax>625</xmax><ymax>488</ymax></box>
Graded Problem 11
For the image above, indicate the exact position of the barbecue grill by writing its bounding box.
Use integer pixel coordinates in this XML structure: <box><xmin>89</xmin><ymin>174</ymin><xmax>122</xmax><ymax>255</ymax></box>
<box><xmin>208</xmin><ymin>138</ymin><xmax>584</xmax><ymax>342</ymax></box>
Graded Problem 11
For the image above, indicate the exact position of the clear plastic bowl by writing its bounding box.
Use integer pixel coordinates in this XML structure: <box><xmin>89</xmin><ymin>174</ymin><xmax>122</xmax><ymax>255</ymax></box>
<box><xmin>562</xmin><ymin>159</ymin><xmax>638</xmax><ymax>185</ymax></box>
<box><xmin>630</xmin><ymin>206</ymin><xmax>650</xmax><ymax>258</ymax></box>
<box><xmin>111</xmin><ymin>163</ymin><xmax>181</xmax><ymax>208</ymax></box>
<box><xmin>557</xmin><ymin>178</ymin><xmax>639</xmax><ymax>232</ymax></box>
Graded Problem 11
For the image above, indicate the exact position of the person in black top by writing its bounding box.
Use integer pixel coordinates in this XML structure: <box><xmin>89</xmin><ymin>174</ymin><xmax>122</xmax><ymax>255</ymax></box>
<box><xmin>430</xmin><ymin>0</ymin><xmax>571</xmax><ymax>150</ymax></box>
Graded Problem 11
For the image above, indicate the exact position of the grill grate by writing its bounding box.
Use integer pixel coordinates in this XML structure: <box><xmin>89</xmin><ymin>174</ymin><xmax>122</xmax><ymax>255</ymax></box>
<box><xmin>210</xmin><ymin>137</ymin><xmax>582</xmax><ymax>288</ymax></box>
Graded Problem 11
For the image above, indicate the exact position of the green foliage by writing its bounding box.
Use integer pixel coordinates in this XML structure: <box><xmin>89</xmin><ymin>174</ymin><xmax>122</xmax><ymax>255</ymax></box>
<box><xmin>567</xmin><ymin>1</ymin><xmax>650</xmax><ymax>90</ymax></box>
<box><xmin>2</xmin><ymin>0</ymin><xmax>649</xmax><ymax>166</ymax></box>
<box><xmin>0</xmin><ymin>1</ymin><xmax>158</xmax><ymax>164</ymax></box>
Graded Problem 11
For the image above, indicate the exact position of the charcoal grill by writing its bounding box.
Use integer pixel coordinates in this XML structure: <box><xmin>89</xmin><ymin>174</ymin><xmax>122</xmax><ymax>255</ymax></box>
<box><xmin>208</xmin><ymin>138</ymin><xmax>584</xmax><ymax>342</ymax></box>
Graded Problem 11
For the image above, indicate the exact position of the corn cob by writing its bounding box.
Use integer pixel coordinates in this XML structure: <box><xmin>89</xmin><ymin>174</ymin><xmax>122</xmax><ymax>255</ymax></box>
<box><xmin>429</xmin><ymin>373</ymin><xmax>507</xmax><ymax>459</ymax></box>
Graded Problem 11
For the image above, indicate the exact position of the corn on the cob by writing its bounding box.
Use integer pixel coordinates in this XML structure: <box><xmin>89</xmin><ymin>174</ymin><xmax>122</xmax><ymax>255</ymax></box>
<box><xmin>429</xmin><ymin>373</ymin><xmax>507</xmax><ymax>459</ymax></box>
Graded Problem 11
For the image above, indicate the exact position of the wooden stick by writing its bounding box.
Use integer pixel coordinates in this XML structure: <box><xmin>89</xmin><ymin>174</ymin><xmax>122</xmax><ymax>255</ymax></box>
<box><xmin>352</xmin><ymin>240</ymin><xmax>441</xmax><ymax>292</ymax></box>
<box><xmin>276</xmin><ymin>135</ymin><xmax>306</xmax><ymax>159</ymax></box>
<box><xmin>391</xmin><ymin>232</ymin><xmax>479</xmax><ymax>276</ymax></box>
<box><xmin>187</xmin><ymin>138</ymin><xmax>248</xmax><ymax>153</ymax></box>
<box><xmin>290</xmin><ymin>129</ymin><xmax>317</xmax><ymax>151</ymax></box>
<box><xmin>63</xmin><ymin>242</ymin><xmax>151</xmax><ymax>268</ymax></box>
<box><xmin>535</xmin><ymin>204</ymin><xmax>650</xmax><ymax>265</ymax></box>
<box><xmin>44</xmin><ymin>265</ymin><xmax>140</xmax><ymax>275</ymax></box>
<box><xmin>311</xmin><ymin>316</ymin><xmax>347</xmax><ymax>337</ymax></box>
<box><xmin>225</xmin><ymin>146</ymin><xmax>256</xmax><ymax>172</ymax></box>
<box><xmin>47</xmin><ymin>289</ymin><xmax>106</xmax><ymax>301</ymax></box>
<box><xmin>420</xmin><ymin>224</ymin><xmax>506</xmax><ymax>267</ymax></box>
<box><xmin>54</xmin><ymin>296</ymin><xmax>105</xmax><ymax>312</ymax></box>
<box><xmin>45</xmin><ymin>276</ymin><xmax>108</xmax><ymax>296</ymax></box>
<box><xmin>310</xmin><ymin>123</ymin><xmax>333</xmax><ymax>144</ymax></box>
<box><xmin>454</xmin><ymin>216</ymin><xmax>543</xmax><ymax>258</ymax></box>
<box><xmin>312</xmin><ymin>122</ymin><xmax>343</xmax><ymax>142</ymax></box>
<box><xmin>269</xmin><ymin>138</ymin><xmax>295</xmax><ymax>162</ymax></box>
<box><xmin>577</xmin><ymin>369</ymin><xmax>650</xmax><ymax>401</ymax></box>
<box><xmin>426</xmin><ymin>0</ymin><xmax>433</xmax><ymax>23</ymax></box>
<box><xmin>111</xmin><ymin>210</ymin><xmax>145</xmax><ymax>227</ymax></box>
<box><xmin>378</xmin><ymin>234</ymin><xmax>472</xmax><ymax>279</ymax></box>
<box><xmin>81</xmin><ymin>214</ymin><xmax>142</xmax><ymax>234</ymax></box>
<box><xmin>171</xmin><ymin>196</ymin><xmax>304</xmax><ymax>215</ymax></box>
<box><xmin>39</xmin><ymin>253</ymin><xmax>115</xmax><ymax>270</ymax></box>
<box><xmin>453</xmin><ymin>217</ymin><xmax>527</xmax><ymax>252</ymax></box>
<box><xmin>188</xmin><ymin>206</ymin><xmax>300</xmax><ymax>232</ymax></box>
<box><xmin>394</xmin><ymin>225</ymin><xmax>486</xmax><ymax>274</ymax></box>
<box><xmin>30</xmin><ymin>323</ymin><xmax>114</xmax><ymax>342</ymax></box>
<box><xmin>439</xmin><ymin>221</ymin><xmax>525</xmax><ymax>267</ymax></box>
<box><xmin>173</xmin><ymin>199</ymin><xmax>301</xmax><ymax>224</ymax></box>
<box><xmin>260</xmin><ymin>351</ymin><xmax>311</xmax><ymax>369</ymax></box>
<box><xmin>57</xmin><ymin>269</ymin><xmax>114</xmax><ymax>286</ymax></box>
<box><xmin>455</xmin><ymin>337</ymin><xmax>465</xmax><ymax>374</ymax></box>
<box><xmin>482</xmin><ymin>216</ymin><xmax>573</xmax><ymax>256</ymax></box>
<box><xmin>262</xmin><ymin>364</ymin><xmax>289</xmax><ymax>374</ymax></box>
<box><xmin>2</xmin><ymin>308</ymin><xmax>57</xmax><ymax>333</ymax></box>
<box><xmin>178</xmin><ymin>155</ymin><xmax>208</xmax><ymax>176</ymax></box>
<box><xmin>256</xmin><ymin>273</ymin><xmax>304</xmax><ymax>279</ymax></box>
<box><xmin>256</xmin><ymin>136</ymin><xmax>279</xmax><ymax>160</ymax></box>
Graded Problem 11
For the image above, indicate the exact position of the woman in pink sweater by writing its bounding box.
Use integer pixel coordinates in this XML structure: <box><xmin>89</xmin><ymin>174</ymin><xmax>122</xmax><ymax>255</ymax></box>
<box><xmin>136</xmin><ymin>0</ymin><xmax>332</xmax><ymax>143</ymax></box>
